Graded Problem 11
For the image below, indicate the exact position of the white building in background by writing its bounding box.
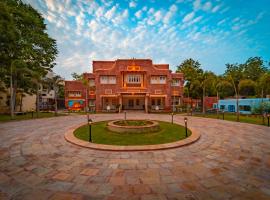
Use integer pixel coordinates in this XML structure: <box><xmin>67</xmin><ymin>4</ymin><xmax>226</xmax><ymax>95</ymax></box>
<box><xmin>0</xmin><ymin>71</ymin><xmax>64</xmax><ymax>113</ymax></box>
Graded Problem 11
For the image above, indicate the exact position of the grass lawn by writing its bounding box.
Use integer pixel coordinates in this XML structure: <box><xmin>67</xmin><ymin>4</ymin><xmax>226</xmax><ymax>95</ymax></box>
<box><xmin>0</xmin><ymin>112</ymin><xmax>65</xmax><ymax>122</ymax></box>
<box><xmin>193</xmin><ymin>113</ymin><xmax>269</xmax><ymax>126</ymax></box>
<box><xmin>74</xmin><ymin>121</ymin><xmax>191</xmax><ymax>145</ymax></box>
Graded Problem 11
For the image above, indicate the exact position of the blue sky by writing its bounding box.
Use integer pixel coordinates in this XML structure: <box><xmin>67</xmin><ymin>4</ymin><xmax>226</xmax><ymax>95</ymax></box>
<box><xmin>23</xmin><ymin>0</ymin><xmax>270</xmax><ymax>79</ymax></box>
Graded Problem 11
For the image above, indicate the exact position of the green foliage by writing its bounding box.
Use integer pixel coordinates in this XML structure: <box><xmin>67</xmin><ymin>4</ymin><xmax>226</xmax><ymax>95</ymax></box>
<box><xmin>239</xmin><ymin>79</ymin><xmax>256</xmax><ymax>96</ymax></box>
<box><xmin>0</xmin><ymin>0</ymin><xmax>57</xmax><ymax>116</ymax></box>
<box><xmin>71</xmin><ymin>72</ymin><xmax>83</xmax><ymax>80</ymax></box>
<box><xmin>176</xmin><ymin>58</ymin><xmax>204</xmax><ymax>98</ymax></box>
<box><xmin>243</xmin><ymin>57</ymin><xmax>268</xmax><ymax>81</ymax></box>
<box><xmin>257</xmin><ymin>72</ymin><xmax>270</xmax><ymax>96</ymax></box>
<box><xmin>251</xmin><ymin>101</ymin><xmax>270</xmax><ymax>114</ymax></box>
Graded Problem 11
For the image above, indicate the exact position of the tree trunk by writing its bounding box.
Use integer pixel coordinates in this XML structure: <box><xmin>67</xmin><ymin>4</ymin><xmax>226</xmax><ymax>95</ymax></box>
<box><xmin>262</xmin><ymin>88</ymin><xmax>264</xmax><ymax>124</ymax></box>
<box><xmin>36</xmin><ymin>85</ymin><xmax>40</xmax><ymax>118</ymax></box>
<box><xmin>216</xmin><ymin>91</ymin><xmax>219</xmax><ymax>119</ymax></box>
<box><xmin>202</xmin><ymin>85</ymin><xmax>205</xmax><ymax>115</ymax></box>
<box><xmin>12</xmin><ymin>77</ymin><xmax>18</xmax><ymax>114</ymax></box>
<box><xmin>236</xmin><ymin>92</ymin><xmax>239</xmax><ymax>122</ymax></box>
<box><xmin>9</xmin><ymin>72</ymin><xmax>14</xmax><ymax>119</ymax></box>
<box><xmin>230</xmin><ymin>76</ymin><xmax>239</xmax><ymax>122</ymax></box>
<box><xmin>54</xmin><ymin>86</ymin><xmax>58</xmax><ymax>116</ymax></box>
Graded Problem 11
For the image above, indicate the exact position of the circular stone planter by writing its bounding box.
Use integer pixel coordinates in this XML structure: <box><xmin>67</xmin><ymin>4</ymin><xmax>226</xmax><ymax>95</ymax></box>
<box><xmin>107</xmin><ymin>120</ymin><xmax>160</xmax><ymax>134</ymax></box>
<box><xmin>64</xmin><ymin>120</ymin><xmax>201</xmax><ymax>151</ymax></box>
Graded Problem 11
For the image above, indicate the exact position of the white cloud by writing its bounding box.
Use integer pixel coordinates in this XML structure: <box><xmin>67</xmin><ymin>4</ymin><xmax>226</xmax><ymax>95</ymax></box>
<box><xmin>193</xmin><ymin>0</ymin><xmax>201</xmax><ymax>10</ymax></box>
<box><xmin>105</xmin><ymin>5</ymin><xmax>116</xmax><ymax>20</ymax></box>
<box><xmin>129</xmin><ymin>1</ymin><xmax>137</xmax><ymax>8</ymax></box>
<box><xmin>112</xmin><ymin>9</ymin><xmax>129</xmax><ymax>24</ymax></box>
<box><xmin>202</xmin><ymin>2</ymin><xmax>212</xmax><ymax>11</ymax></box>
<box><xmin>154</xmin><ymin>10</ymin><xmax>162</xmax><ymax>22</ymax></box>
<box><xmin>135</xmin><ymin>10</ymin><xmax>142</xmax><ymax>19</ymax></box>
<box><xmin>212</xmin><ymin>5</ymin><xmax>220</xmax><ymax>13</ymax></box>
<box><xmin>217</xmin><ymin>19</ymin><xmax>226</xmax><ymax>26</ymax></box>
<box><xmin>148</xmin><ymin>8</ymin><xmax>155</xmax><ymax>14</ymax></box>
<box><xmin>45</xmin><ymin>0</ymin><xmax>55</xmax><ymax>11</ymax></box>
<box><xmin>182</xmin><ymin>11</ymin><xmax>195</xmax><ymax>23</ymax></box>
<box><xmin>95</xmin><ymin>7</ymin><xmax>105</xmax><ymax>19</ymax></box>
<box><xmin>142</xmin><ymin>6</ymin><xmax>147</xmax><ymax>11</ymax></box>
<box><xmin>25</xmin><ymin>0</ymin><xmax>267</xmax><ymax>79</ymax></box>
<box><xmin>163</xmin><ymin>4</ymin><xmax>177</xmax><ymax>24</ymax></box>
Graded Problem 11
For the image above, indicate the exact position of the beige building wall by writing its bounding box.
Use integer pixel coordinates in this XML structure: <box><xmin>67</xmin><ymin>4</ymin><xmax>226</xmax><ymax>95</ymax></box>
<box><xmin>0</xmin><ymin>91</ymin><xmax>36</xmax><ymax>113</ymax></box>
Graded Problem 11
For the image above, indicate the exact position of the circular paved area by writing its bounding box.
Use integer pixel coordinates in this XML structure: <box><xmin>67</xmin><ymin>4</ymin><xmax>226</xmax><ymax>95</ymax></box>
<box><xmin>0</xmin><ymin>113</ymin><xmax>270</xmax><ymax>200</ymax></box>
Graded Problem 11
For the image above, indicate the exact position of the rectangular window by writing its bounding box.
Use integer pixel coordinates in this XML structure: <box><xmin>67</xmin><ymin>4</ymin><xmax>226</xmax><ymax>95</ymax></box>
<box><xmin>100</xmin><ymin>76</ymin><xmax>116</xmax><ymax>84</ymax></box>
<box><xmin>220</xmin><ymin>105</ymin><xmax>225</xmax><ymax>110</ymax></box>
<box><xmin>108</xmin><ymin>76</ymin><xmax>116</xmax><ymax>84</ymax></box>
<box><xmin>89</xmin><ymin>100</ymin><xmax>95</xmax><ymax>106</ymax></box>
<box><xmin>151</xmin><ymin>76</ymin><xmax>166</xmax><ymax>84</ymax></box>
<box><xmin>68</xmin><ymin>91</ymin><xmax>81</xmax><ymax>97</ymax></box>
<box><xmin>239</xmin><ymin>105</ymin><xmax>251</xmax><ymax>111</ymax></box>
<box><xmin>171</xmin><ymin>79</ymin><xmax>180</xmax><ymax>86</ymax></box>
<box><xmin>89</xmin><ymin>79</ymin><xmax>95</xmax><ymax>87</ymax></box>
<box><xmin>127</xmin><ymin>74</ymin><xmax>141</xmax><ymax>83</ymax></box>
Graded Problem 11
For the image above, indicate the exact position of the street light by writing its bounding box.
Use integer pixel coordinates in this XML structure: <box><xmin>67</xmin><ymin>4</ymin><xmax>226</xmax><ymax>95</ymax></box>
<box><xmin>184</xmin><ymin>117</ymin><xmax>188</xmax><ymax>137</ymax></box>
<box><xmin>87</xmin><ymin>112</ymin><xmax>92</xmax><ymax>142</ymax></box>
<box><xmin>171</xmin><ymin>112</ymin><xmax>174</xmax><ymax>124</ymax></box>
<box><xmin>124</xmin><ymin>111</ymin><xmax>127</xmax><ymax>121</ymax></box>
<box><xmin>267</xmin><ymin>114</ymin><xmax>270</xmax><ymax>127</ymax></box>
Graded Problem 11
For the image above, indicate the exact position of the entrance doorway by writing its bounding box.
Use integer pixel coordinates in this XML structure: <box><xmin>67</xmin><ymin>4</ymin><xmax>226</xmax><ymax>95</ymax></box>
<box><xmin>122</xmin><ymin>95</ymin><xmax>145</xmax><ymax>110</ymax></box>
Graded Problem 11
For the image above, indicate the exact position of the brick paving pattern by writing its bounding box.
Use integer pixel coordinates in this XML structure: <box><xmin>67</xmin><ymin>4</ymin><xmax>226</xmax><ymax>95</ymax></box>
<box><xmin>0</xmin><ymin>113</ymin><xmax>269</xmax><ymax>200</ymax></box>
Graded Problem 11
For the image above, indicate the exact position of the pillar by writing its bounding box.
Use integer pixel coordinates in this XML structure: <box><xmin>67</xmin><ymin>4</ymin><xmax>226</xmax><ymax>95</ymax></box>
<box><xmin>145</xmin><ymin>96</ymin><xmax>148</xmax><ymax>113</ymax></box>
<box><xmin>119</xmin><ymin>95</ymin><xmax>122</xmax><ymax>113</ymax></box>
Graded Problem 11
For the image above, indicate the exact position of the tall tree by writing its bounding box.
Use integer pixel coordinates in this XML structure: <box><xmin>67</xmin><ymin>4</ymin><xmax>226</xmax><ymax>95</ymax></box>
<box><xmin>224</xmin><ymin>63</ymin><xmax>244</xmax><ymax>121</ymax></box>
<box><xmin>239</xmin><ymin>79</ymin><xmax>256</xmax><ymax>96</ymax></box>
<box><xmin>0</xmin><ymin>0</ymin><xmax>57</xmax><ymax>118</ymax></box>
<box><xmin>257</xmin><ymin>72</ymin><xmax>270</xmax><ymax>98</ymax></box>
<box><xmin>243</xmin><ymin>57</ymin><xmax>267</xmax><ymax>81</ymax></box>
<box><xmin>199</xmin><ymin>71</ymin><xmax>216</xmax><ymax>114</ymax></box>
<box><xmin>176</xmin><ymin>58</ymin><xmax>203</xmax><ymax>99</ymax></box>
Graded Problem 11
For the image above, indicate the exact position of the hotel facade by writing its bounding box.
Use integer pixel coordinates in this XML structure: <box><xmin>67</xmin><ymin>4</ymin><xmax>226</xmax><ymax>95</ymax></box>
<box><xmin>65</xmin><ymin>59</ymin><xmax>184</xmax><ymax>112</ymax></box>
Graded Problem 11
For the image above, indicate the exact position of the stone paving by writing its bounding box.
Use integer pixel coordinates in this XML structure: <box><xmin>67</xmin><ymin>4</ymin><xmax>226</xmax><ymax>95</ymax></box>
<box><xmin>0</xmin><ymin>113</ymin><xmax>270</xmax><ymax>200</ymax></box>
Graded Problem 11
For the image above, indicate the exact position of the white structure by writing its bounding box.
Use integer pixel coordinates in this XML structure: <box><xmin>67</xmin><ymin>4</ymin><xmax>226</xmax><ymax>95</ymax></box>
<box><xmin>213</xmin><ymin>98</ymin><xmax>270</xmax><ymax>114</ymax></box>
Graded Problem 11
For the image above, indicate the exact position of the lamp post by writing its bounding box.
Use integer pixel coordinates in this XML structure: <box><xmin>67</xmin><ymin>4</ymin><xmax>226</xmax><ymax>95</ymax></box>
<box><xmin>87</xmin><ymin>112</ymin><xmax>92</xmax><ymax>142</ymax></box>
<box><xmin>267</xmin><ymin>114</ymin><xmax>270</xmax><ymax>127</ymax></box>
<box><xmin>124</xmin><ymin>111</ymin><xmax>127</xmax><ymax>121</ymax></box>
<box><xmin>184</xmin><ymin>117</ymin><xmax>188</xmax><ymax>138</ymax></box>
<box><xmin>171</xmin><ymin>112</ymin><xmax>174</xmax><ymax>124</ymax></box>
<box><xmin>222</xmin><ymin>110</ymin><xmax>225</xmax><ymax>120</ymax></box>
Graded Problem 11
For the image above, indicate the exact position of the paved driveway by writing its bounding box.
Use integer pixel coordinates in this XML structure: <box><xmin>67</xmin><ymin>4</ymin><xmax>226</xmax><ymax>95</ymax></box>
<box><xmin>0</xmin><ymin>113</ymin><xmax>269</xmax><ymax>200</ymax></box>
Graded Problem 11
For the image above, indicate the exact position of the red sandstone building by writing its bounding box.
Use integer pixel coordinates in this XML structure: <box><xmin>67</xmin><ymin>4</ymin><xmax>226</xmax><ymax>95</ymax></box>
<box><xmin>65</xmin><ymin>59</ymin><xmax>184</xmax><ymax>112</ymax></box>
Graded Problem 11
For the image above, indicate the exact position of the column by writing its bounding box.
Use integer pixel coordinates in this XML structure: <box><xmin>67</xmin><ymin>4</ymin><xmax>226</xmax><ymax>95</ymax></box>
<box><xmin>145</xmin><ymin>96</ymin><xmax>148</xmax><ymax>113</ymax></box>
<box><xmin>119</xmin><ymin>95</ymin><xmax>122</xmax><ymax>113</ymax></box>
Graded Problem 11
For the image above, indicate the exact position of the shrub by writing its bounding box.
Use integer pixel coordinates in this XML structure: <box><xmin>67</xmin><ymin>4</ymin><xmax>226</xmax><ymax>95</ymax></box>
<box><xmin>251</xmin><ymin>101</ymin><xmax>270</xmax><ymax>114</ymax></box>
